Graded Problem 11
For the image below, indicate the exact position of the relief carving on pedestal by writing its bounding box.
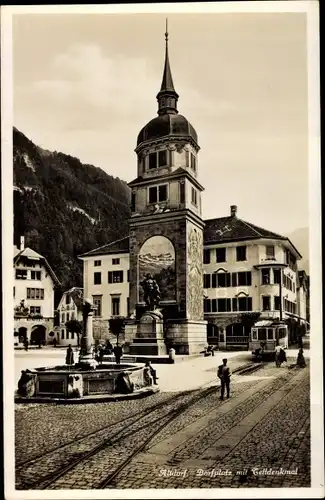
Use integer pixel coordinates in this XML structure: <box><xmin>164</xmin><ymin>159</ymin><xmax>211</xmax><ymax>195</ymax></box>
<box><xmin>187</xmin><ymin>228</ymin><xmax>204</xmax><ymax>321</ymax></box>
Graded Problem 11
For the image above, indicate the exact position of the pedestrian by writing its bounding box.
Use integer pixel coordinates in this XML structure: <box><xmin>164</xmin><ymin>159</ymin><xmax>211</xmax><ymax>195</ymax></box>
<box><xmin>206</xmin><ymin>345</ymin><xmax>214</xmax><ymax>357</ymax></box>
<box><xmin>65</xmin><ymin>344</ymin><xmax>74</xmax><ymax>366</ymax></box>
<box><xmin>106</xmin><ymin>340</ymin><xmax>113</xmax><ymax>354</ymax></box>
<box><xmin>274</xmin><ymin>342</ymin><xmax>282</xmax><ymax>367</ymax></box>
<box><xmin>296</xmin><ymin>347</ymin><xmax>306</xmax><ymax>368</ymax></box>
<box><xmin>217</xmin><ymin>358</ymin><xmax>231</xmax><ymax>400</ymax></box>
<box><xmin>98</xmin><ymin>345</ymin><xmax>104</xmax><ymax>364</ymax></box>
<box><xmin>144</xmin><ymin>361</ymin><xmax>158</xmax><ymax>385</ymax></box>
<box><xmin>113</xmin><ymin>344</ymin><xmax>123</xmax><ymax>365</ymax></box>
<box><xmin>23</xmin><ymin>338</ymin><xmax>29</xmax><ymax>351</ymax></box>
<box><xmin>279</xmin><ymin>346</ymin><xmax>287</xmax><ymax>366</ymax></box>
<box><xmin>53</xmin><ymin>337</ymin><xmax>57</xmax><ymax>348</ymax></box>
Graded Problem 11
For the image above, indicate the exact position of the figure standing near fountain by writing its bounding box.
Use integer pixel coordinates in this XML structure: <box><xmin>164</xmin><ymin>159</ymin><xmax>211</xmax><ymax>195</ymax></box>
<box><xmin>66</xmin><ymin>344</ymin><xmax>74</xmax><ymax>366</ymax></box>
<box><xmin>140</xmin><ymin>273</ymin><xmax>161</xmax><ymax>310</ymax></box>
<box><xmin>113</xmin><ymin>344</ymin><xmax>123</xmax><ymax>365</ymax></box>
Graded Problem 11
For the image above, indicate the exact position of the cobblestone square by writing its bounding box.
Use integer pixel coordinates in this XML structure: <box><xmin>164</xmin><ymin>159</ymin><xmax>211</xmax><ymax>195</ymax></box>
<box><xmin>15</xmin><ymin>350</ymin><xmax>311</xmax><ymax>491</ymax></box>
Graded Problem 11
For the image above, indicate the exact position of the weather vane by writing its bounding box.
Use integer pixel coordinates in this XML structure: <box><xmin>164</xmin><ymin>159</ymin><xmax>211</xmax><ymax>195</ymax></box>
<box><xmin>165</xmin><ymin>18</ymin><xmax>168</xmax><ymax>42</ymax></box>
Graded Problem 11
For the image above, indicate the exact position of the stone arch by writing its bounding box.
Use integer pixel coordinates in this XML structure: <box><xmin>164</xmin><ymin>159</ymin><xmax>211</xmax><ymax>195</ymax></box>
<box><xmin>138</xmin><ymin>235</ymin><xmax>176</xmax><ymax>303</ymax></box>
<box><xmin>207</xmin><ymin>323</ymin><xmax>219</xmax><ymax>344</ymax></box>
<box><xmin>30</xmin><ymin>325</ymin><xmax>46</xmax><ymax>345</ymax></box>
<box><xmin>18</xmin><ymin>327</ymin><xmax>27</xmax><ymax>343</ymax></box>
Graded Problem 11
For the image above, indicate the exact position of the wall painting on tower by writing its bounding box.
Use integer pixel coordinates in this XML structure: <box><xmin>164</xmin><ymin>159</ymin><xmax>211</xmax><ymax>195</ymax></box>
<box><xmin>138</xmin><ymin>236</ymin><xmax>176</xmax><ymax>303</ymax></box>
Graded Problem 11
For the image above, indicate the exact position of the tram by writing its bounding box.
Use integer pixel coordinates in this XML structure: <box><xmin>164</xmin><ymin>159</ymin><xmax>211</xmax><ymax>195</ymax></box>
<box><xmin>249</xmin><ymin>320</ymin><xmax>288</xmax><ymax>359</ymax></box>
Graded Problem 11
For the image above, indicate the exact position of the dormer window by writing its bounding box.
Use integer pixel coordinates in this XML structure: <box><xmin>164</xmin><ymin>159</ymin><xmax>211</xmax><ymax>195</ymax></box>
<box><xmin>148</xmin><ymin>150</ymin><xmax>168</xmax><ymax>169</ymax></box>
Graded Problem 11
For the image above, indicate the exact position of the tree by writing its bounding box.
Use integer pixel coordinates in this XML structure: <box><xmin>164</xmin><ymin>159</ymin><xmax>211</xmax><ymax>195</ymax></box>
<box><xmin>109</xmin><ymin>317</ymin><xmax>127</xmax><ymax>346</ymax></box>
<box><xmin>237</xmin><ymin>312</ymin><xmax>261</xmax><ymax>335</ymax></box>
<box><xmin>65</xmin><ymin>319</ymin><xmax>83</xmax><ymax>347</ymax></box>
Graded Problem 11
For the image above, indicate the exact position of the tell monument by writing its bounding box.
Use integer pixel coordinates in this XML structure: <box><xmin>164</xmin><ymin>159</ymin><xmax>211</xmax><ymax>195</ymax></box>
<box><xmin>127</xmin><ymin>23</ymin><xmax>207</xmax><ymax>355</ymax></box>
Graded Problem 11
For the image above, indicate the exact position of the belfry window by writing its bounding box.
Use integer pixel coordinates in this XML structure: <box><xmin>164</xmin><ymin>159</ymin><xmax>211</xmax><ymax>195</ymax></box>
<box><xmin>148</xmin><ymin>150</ymin><xmax>167</xmax><ymax>170</ymax></box>
<box><xmin>149</xmin><ymin>153</ymin><xmax>157</xmax><ymax>169</ymax></box>
<box><xmin>131</xmin><ymin>192</ymin><xmax>136</xmax><ymax>212</ymax></box>
<box><xmin>191</xmin><ymin>187</ymin><xmax>198</xmax><ymax>206</ymax></box>
<box><xmin>158</xmin><ymin>150</ymin><xmax>167</xmax><ymax>167</ymax></box>
<box><xmin>191</xmin><ymin>153</ymin><xmax>196</xmax><ymax>172</ymax></box>
<box><xmin>148</xmin><ymin>184</ymin><xmax>168</xmax><ymax>204</ymax></box>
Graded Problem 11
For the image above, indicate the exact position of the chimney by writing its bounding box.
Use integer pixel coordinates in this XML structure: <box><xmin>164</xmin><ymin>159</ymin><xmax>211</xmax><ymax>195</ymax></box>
<box><xmin>230</xmin><ymin>205</ymin><xmax>237</xmax><ymax>217</ymax></box>
<box><xmin>20</xmin><ymin>236</ymin><xmax>25</xmax><ymax>251</ymax></box>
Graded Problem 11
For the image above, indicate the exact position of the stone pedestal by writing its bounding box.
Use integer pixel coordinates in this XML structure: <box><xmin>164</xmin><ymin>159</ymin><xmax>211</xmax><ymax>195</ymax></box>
<box><xmin>166</xmin><ymin>319</ymin><xmax>207</xmax><ymax>355</ymax></box>
<box><xmin>78</xmin><ymin>307</ymin><xmax>97</xmax><ymax>369</ymax></box>
<box><xmin>129</xmin><ymin>309</ymin><xmax>167</xmax><ymax>356</ymax></box>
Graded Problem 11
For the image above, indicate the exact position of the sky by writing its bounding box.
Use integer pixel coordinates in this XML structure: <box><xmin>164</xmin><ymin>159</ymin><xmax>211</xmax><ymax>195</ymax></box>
<box><xmin>12</xmin><ymin>10</ymin><xmax>309</xmax><ymax>235</ymax></box>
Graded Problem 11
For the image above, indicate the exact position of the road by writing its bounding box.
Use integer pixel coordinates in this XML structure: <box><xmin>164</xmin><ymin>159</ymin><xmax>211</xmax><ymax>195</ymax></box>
<box><xmin>14</xmin><ymin>348</ymin><xmax>310</xmax><ymax>490</ymax></box>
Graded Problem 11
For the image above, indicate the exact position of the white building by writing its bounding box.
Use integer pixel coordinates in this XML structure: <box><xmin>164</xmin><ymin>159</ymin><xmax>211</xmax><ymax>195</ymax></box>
<box><xmin>14</xmin><ymin>237</ymin><xmax>60</xmax><ymax>346</ymax></box>
<box><xmin>297</xmin><ymin>270</ymin><xmax>309</xmax><ymax>328</ymax></box>
<box><xmin>79</xmin><ymin>237</ymin><xmax>130</xmax><ymax>341</ymax></box>
<box><xmin>79</xmin><ymin>206</ymin><xmax>308</xmax><ymax>347</ymax></box>
<box><xmin>55</xmin><ymin>287</ymin><xmax>83</xmax><ymax>346</ymax></box>
<box><xmin>202</xmin><ymin>206</ymin><xmax>303</xmax><ymax>344</ymax></box>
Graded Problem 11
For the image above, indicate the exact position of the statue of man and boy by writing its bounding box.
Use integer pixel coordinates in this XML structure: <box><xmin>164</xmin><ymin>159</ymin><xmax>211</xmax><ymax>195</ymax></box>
<box><xmin>140</xmin><ymin>273</ymin><xmax>161</xmax><ymax>310</ymax></box>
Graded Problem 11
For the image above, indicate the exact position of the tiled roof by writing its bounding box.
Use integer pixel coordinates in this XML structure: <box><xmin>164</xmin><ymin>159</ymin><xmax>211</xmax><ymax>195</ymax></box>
<box><xmin>78</xmin><ymin>236</ymin><xmax>129</xmax><ymax>258</ymax></box>
<box><xmin>78</xmin><ymin>216</ymin><xmax>301</xmax><ymax>258</ymax></box>
<box><xmin>203</xmin><ymin>216</ymin><xmax>286</xmax><ymax>244</ymax></box>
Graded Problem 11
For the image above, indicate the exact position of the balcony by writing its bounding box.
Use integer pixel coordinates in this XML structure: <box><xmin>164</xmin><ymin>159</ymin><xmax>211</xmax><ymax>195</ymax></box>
<box><xmin>255</xmin><ymin>257</ymin><xmax>286</xmax><ymax>269</ymax></box>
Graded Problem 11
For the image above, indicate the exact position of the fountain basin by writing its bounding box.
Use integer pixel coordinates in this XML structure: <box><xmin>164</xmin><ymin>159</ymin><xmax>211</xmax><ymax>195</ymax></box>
<box><xmin>15</xmin><ymin>363</ymin><xmax>159</xmax><ymax>404</ymax></box>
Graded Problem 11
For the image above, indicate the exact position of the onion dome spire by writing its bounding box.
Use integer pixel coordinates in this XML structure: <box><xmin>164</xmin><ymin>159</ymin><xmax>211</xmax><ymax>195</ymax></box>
<box><xmin>156</xmin><ymin>19</ymin><xmax>179</xmax><ymax>116</ymax></box>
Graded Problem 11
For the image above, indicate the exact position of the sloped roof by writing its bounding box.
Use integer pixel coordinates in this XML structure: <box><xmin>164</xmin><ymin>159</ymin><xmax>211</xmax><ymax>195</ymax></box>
<box><xmin>204</xmin><ymin>216</ymin><xmax>285</xmax><ymax>244</ymax></box>
<box><xmin>15</xmin><ymin>247</ymin><xmax>43</xmax><ymax>260</ymax></box>
<box><xmin>14</xmin><ymin>246</ymin><xmax>61</xmax><ymax>285</ymax></box>
<box><xmin>78</xmin><ymin>236</ymin><xmax>129</xmax><ymax>258</ymax></box>
<box><xmin>78</xmin><ymin>216</ymin><xmax>301</xmax><ymax>259</ymax></box>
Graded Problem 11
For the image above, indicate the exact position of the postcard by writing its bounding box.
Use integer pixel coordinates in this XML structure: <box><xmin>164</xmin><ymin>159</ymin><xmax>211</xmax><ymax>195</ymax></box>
<box><xmin>1</xmin><ymin>1</ymin><xmax>323</xmax><ymax>499</ymax></box>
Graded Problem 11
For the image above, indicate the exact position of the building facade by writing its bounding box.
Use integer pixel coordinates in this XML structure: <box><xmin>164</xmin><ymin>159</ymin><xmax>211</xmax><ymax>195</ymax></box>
<box><xmin>202</xmin><ymin>205</ymin><xmax>303</xmax><ymax>344</ymax></box>
<box><xmin>14</xmin><ymin>237</ymin><xmax>60</xmax><ymax>346</ymax></box>
<box><xmin>55</xmin><ymin>287</ymin><xmax>84</xmax><ymax>346</ymax></box>
<box><xmin>80</xmin><ymin>205</ymin><xmax>308</xmax><ymax>347</ymax></box>
<box><xmin>297</xmin><ymin>270</ymin><xmax>309</xmax><ymax>328</ymax></box>
<box><xmin>79</xmin><ymin>239</ymin><xmax>130</xmax><ymax>341</ymax></box>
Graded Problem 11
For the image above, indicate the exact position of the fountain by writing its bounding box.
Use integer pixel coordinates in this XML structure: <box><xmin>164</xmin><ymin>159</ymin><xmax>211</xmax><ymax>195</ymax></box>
<box><xmin>15</xmin><ymin>299</ymin><xmax>159</xmax><ymax>403</ymax></box>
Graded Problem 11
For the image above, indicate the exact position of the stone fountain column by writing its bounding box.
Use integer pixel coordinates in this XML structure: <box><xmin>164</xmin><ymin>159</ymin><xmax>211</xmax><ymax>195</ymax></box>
<box><xmin>78</xmin><ymin>299</ymin><xmax>97</xmax><ymax>369</ymax></box>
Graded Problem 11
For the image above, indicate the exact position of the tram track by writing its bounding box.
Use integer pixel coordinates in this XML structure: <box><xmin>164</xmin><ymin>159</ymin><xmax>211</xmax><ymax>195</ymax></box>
<box><xmin>16</xmin><ymin>389</ymin><xmax>195</xmax><ymax>469</ymax></box>
<box><xmin>205</xmin><ymin>366</ymin><xmax>304</xmax><ymax>467</ymax></box>
<box><xmin>16</xmin><ymin>361</ymin><xmax>262</xmax><ymax>490</ymax></box>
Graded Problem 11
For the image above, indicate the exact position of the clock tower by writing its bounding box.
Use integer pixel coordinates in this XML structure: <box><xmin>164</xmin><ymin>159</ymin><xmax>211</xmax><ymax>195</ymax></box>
<box><xmin>128</xmin><ymin>24</ymin><xmax>207</xmax><ymax>354</ymax></box>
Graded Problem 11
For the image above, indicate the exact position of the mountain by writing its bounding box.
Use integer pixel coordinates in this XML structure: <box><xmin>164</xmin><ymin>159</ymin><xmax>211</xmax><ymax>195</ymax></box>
<box><xmin>13</xmin><ymin>127</ymin><xmax>131</xmax><ymax>295</ymax></box>
<box><xmin>287</xmin><ymin>227</ymin><xmax>309</xmax><ymax>273</ymax></box>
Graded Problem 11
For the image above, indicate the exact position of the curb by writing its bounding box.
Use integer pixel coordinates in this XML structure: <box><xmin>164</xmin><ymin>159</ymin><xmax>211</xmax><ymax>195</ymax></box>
<box><xmin>14</xmin><ymin>386</ymin><xmax>160</xmax><ymax>404</ymax></box>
